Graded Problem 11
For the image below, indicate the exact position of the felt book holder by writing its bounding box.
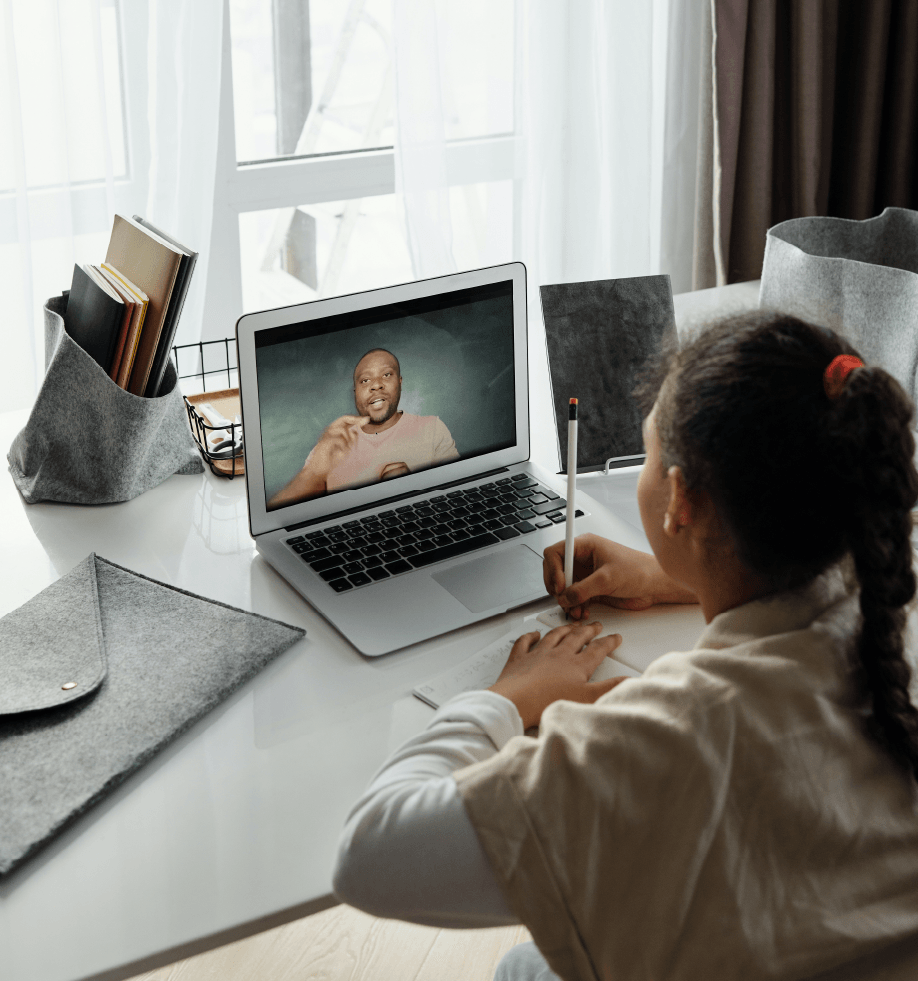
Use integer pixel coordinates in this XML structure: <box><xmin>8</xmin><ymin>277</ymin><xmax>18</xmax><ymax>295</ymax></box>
<box><xmin>540</xmin><ymin>275</ymin><xmax>677</xmax><ymax>472</ymax></box>
<box><xmin>7</xmin><ymin>295</ymin><xmax>203</xmax><ymax>505</ymax></box>
<box><xmin>0</xmin><ymin>554</ymin><xmax>306</xmax><ymax>876</ymax></box>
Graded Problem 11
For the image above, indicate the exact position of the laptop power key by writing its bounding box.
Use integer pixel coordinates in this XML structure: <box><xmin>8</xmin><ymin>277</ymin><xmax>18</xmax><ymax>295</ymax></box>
<box><xmin>407</xmin><ymin>532</ymin><xmax>500</xmax><ymax>569</ymax></box>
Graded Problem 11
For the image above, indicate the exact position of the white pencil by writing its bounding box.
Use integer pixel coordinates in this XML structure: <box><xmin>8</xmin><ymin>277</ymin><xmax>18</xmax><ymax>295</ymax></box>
<box><xmin>564</xmin><ymin>398</ymin><xmax>578</xmax><ymax>591</ymax></box>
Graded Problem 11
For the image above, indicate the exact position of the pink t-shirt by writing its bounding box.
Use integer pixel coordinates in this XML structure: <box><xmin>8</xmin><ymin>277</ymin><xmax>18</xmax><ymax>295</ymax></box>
<box><xmin>315</xmin><ymin>412</ymin><xmax>459</xmax><ymax>492</ymax></box>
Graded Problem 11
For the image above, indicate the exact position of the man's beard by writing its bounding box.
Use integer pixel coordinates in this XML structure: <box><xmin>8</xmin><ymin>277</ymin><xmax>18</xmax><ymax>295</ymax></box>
<box><xmin>363</xmin><ymin>395</ymin><xmax>400</xmax><ymax>425</ymax></box>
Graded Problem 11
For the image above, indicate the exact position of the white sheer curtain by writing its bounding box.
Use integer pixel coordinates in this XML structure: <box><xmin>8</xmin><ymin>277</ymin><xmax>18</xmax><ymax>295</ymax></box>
<box><xmin>393</xmin><ymin>0</ymin><xmax>702</xmax><ymax>293</ymax></box>
<box><xmin>144</xmin><ymin>0</ymin><xmax>223</xmax><ymax>346</ymax></box>
<box><xmin>0</xmin><ymin>0</ymin><xmax>222</xmax><ymax>414</ymax></box>
<box><xmin>391</xmin><ymin>0</ymin><xmax>457</xmax><ymax>280</ymax></box>
<box><xmin>391</xmin><ymin>0</ymin><xmax>703</xmax><ymax>466</ymax></box>
<box><xmin>2</xmin><ymin>1</ymin><xmax>703</xmax><ymax>419</ymax></box>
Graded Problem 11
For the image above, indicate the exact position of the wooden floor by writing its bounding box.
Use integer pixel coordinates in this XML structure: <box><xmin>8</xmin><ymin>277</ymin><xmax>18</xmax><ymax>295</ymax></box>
<box><xmin>127</xmin><ymin>904</ymin><xmax>531</xmax><ymax>981</ymax></box>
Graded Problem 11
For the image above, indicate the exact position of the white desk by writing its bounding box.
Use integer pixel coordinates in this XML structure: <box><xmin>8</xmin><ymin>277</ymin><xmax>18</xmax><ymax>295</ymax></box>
<box><xmin>2</xmin><ymin>285</ymin><xmax>755</xmax><ymax>981</ymax></box>
<box><xmin>0</xmin><ymin>415</ymin><xmax>651</xmax><ymax>981</ymax></box>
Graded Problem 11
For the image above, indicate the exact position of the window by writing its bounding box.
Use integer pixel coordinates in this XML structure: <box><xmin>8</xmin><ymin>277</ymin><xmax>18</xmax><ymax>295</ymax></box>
<box><xmin>2</xmin><ymin>0</ymin><xmax>692</xmax><ymax>422</ymax></box>
<box><xmin>213</xmin><ymin>0</ymin><xmax>517</xmax><ymax>333</ymax></box>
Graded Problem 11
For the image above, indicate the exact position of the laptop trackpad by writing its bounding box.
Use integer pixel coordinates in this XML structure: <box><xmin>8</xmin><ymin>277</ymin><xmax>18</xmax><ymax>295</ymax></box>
<box><xmin>432</xmin><ymin>544</ymin><xmax>545</xmax><ymax>614</ymax></box>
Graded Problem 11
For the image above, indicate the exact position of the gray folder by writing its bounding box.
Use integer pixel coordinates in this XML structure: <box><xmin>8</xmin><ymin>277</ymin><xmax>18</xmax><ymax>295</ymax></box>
<box><xmin>0</xmin><ymin>554</ymin><xmax>305</xmax><ymax>876</ymax></box>
<box><xmin>540</xmin><ymin>275</ymin><xmax>676</xmax><ymax>471</ymax></box>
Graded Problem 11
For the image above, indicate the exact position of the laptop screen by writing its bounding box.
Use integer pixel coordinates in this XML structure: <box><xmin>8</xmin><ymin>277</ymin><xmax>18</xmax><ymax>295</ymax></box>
<box><xmin>253</xmin><ymin>280</ymin><xmax>517</xmax><ymax>511</ymax></box>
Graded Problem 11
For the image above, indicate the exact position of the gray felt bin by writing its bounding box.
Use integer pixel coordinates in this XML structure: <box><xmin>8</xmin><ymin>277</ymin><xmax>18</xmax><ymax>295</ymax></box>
<box><xmin>760</xmin><ymin>207</ymin><xmax>918</xmax><ymax>408</ymax></box>
<box><xmin>7</xmin><ymin>295</ymin><xmax>203</xmax><ymax>504</ymax></box>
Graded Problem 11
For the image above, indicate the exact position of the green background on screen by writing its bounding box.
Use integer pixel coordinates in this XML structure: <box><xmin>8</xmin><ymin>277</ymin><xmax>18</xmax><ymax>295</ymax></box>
<box><xmin>256</xmin><ymin>295</ymin><xmax>516</xmax><ymax>505</ymax></box>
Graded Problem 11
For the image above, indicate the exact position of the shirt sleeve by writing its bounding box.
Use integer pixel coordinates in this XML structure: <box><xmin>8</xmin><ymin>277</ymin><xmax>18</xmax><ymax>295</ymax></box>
<box><xmin>431</xmin><ymin>417</ymin><xmax>460</xmax><ymax>462</ymax></box>
<box><xmin>332</xmin><ymin>690</ymin><xmax>523</xmax><ymax>927</ymax></box>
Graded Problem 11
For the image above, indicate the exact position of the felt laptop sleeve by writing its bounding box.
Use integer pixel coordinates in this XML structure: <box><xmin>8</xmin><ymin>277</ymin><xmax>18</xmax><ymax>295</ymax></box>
<box><xmin>7</xmin><ymin>295</ymin><xmax>203</xmax><ymax>505</ymax></box>
<box><xmin>0</xmin><ymin>554</ymin><xmax>306</xmax><ymax>876</ymax></box>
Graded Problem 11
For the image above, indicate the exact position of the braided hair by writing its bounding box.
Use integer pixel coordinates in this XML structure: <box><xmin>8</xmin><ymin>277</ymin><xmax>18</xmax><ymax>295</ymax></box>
<box><xmin>637</xmin><ymin>311</ymin><xmax>918</xmax><ymax>780</ymax></box>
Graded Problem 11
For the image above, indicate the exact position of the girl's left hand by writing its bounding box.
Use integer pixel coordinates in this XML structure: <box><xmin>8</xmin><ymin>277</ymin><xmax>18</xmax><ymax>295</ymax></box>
<box><xmin>488</xmin><ymin>622</ymin><xmax>627</xmax><ymax>729</ymax></box>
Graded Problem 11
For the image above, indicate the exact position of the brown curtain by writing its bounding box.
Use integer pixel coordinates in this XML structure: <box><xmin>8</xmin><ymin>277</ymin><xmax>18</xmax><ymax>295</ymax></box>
<box><xmin>698</xmin><ymin>0</ymin><xmax>918</xmax><ymax>287</ymax></box>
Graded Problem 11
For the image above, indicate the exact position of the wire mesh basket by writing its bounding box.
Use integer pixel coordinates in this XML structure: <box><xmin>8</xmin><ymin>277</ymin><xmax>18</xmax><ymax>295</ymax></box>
<box><xmin>172</xmin><ymin>338</ymin><xmax>244</xmax><ymax>478</ymax></box>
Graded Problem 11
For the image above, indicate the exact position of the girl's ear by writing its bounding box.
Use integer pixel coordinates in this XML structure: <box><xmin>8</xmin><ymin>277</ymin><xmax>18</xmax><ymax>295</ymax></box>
<box><xmin>664</xmin><ymin>465</ymin><xmax>691</xmax><ymax>534</ymax></box>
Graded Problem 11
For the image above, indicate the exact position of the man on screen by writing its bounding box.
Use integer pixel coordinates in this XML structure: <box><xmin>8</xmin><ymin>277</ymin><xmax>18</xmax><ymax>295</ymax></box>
<box><xmin>268</xmin><ymin>349</ymin><xmax>459</xmax><ymax>508</ymax></box>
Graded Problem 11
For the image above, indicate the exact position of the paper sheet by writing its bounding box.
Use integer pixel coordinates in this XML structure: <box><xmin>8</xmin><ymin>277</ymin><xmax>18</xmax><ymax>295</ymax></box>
<box><xmin>536</xmin><ymin>602</ymin><xmax>706</xmax><ymax>673</ymax></box>
<box><xmin>412</xmin><ymin>616</ymin><xmax>641</xmax><ymax>710</ymax></box>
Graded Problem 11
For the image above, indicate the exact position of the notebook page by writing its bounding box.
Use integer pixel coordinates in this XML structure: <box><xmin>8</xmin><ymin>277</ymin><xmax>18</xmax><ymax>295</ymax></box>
<box><xmin>537</xmin><ymin>603</ymin><xmax>706</xmax><ymax>673</ymax></box>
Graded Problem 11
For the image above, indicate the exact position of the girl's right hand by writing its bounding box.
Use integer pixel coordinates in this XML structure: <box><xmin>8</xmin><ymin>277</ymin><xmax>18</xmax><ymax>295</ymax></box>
<box><xmin>542</xmin><ymin>534</ymin><xmax>697</xmax><ymax>621</ymax></box>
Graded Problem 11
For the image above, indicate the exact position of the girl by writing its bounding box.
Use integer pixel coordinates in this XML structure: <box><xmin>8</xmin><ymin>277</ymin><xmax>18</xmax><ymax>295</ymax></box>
<box><xmin>333</xmin><ymin>312</ymin><xmax>918</xmax><ymax>981</ymax></box>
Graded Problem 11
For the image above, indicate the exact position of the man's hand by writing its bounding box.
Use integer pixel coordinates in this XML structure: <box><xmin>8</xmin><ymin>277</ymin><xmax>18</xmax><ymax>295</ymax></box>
<box><xmin>380</xmin><ymin>461</ymin><xmax>410</xmax><ymax>480</ymax></box>
<box><xmin>543</xmin><ymin>534</ymin><xmax>697</xmax><ymax>621</ymax></box>
<box><xmin>307</xmin><ymin>415</ymin><xmax>370</xmax><ymax>479</ymax></box>
<box><xmin>489</xmin><ymin>622</ymin><xmax>627</xmax><ymax>729</ymax></box>
<box><xmin>266</xmin><ymin>414</ymin><xmax>369</xmax><ymax>508</ymax></box>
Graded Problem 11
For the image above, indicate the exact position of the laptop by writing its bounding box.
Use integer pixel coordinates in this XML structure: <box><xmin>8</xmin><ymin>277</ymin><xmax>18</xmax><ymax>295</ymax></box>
<box><xmin>237</xmin><ymin>262</ymin><xmax>644</xmax><ymax>656</ymax></box>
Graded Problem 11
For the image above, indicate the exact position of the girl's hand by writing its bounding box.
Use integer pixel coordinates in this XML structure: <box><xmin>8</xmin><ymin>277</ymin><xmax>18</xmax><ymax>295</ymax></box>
<box><xmin>543</xmin><ymin>534</ymin><xmax>697</xmax><ymax>621</ymax></box>
<box><xmin>489</xmin><ymin>622</ymin><xmax>627</xmax><ymax>729</ymax></box>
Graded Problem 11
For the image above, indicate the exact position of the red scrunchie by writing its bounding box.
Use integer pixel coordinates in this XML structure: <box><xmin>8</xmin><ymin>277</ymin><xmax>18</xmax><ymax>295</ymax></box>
<box><xmin>824</xmin><ymin>354</ymin><xmax>864</xmax><ymax>400</ymax></box>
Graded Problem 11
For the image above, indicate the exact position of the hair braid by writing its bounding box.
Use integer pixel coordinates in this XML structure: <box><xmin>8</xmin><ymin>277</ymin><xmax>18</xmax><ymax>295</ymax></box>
<box><xmin>834</xmin><ymin>369</ymin><xmax>918</xmax><ymax>780</ymax></box>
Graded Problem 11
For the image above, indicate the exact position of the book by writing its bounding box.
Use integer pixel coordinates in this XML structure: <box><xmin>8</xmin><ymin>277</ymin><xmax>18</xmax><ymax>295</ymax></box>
<box><xmin>412</xmin><ymin>615</ymin><xmax>641</xmax><ymax>710</ymax></box>
<box><xmin>100</xmin><ymin>264</ymin><xmax>149</xmax><ymax>390</ymax></box>
<box><xmin>131</xmin><ymin>216</ymin><xmax>198</xmax><ymax>398</ymax></box>
<box><xmin>105</xmin><ymin>215</ymin><xmax>184</xmax><ymax>397</ymax></box>
<box><xmin>83</xmin><ymin>265</ymin><xmax>130</xmax><ymax>375</ymax></box>
<box><xmin>63</xmin><ymin>263</ymin><xmax>125</xmax><ymax>373</ymax></box>
<box><xmin>83</xmin><ymin>263</ymin><xmax>121</xmax><ymax>303</ymax></box>
<box><xmin>93</xmin><ymin>265</ymin><xmax>137</xmax><ymax>383</ymax></box>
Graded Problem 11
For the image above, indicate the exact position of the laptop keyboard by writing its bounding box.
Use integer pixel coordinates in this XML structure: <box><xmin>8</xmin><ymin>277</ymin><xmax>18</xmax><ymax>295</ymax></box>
<box><xmin>284</xmin><ymin>473</ymin><xmax>584</xmax><ymax>592</ymax></box>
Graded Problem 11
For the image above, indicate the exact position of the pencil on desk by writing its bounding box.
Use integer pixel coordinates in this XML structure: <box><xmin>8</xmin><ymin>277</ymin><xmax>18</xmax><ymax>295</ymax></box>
<box><xmin>565</xmin><ymin>398</ymin><xmax>578</xmax><ymax>593</ymax></box>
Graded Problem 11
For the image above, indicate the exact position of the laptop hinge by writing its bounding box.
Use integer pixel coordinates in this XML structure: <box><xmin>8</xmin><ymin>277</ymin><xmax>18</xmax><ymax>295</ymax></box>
<box><xmin>284</xmin><ymin>467</ymin><xmax>510</xmax><ymax>532</ymax></box>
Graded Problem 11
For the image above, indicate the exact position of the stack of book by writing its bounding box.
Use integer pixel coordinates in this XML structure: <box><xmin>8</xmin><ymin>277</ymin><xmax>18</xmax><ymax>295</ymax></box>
<box><xmin>63</xmin><ymin>215</ymin><xmax>198</xmax><ymax>398</ymax></box>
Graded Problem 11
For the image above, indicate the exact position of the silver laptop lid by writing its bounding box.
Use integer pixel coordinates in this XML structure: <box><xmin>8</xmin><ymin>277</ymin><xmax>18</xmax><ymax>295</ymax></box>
<box><xmin>238</xmin><ymin>262</ymin><xmax>530</xmax><ymax>538</ymax></box>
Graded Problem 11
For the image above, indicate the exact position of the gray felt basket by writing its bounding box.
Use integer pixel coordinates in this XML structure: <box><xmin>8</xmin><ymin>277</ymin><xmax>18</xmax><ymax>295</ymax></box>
<box><xmin>760</xmin><ymin>207</ymin><xmax>918</xmax><ymax>407</ymax></box>
<box><xmin>7</xmin><ymin>296</ymin><xmax>204</xmax><ymax>505</ymax></box>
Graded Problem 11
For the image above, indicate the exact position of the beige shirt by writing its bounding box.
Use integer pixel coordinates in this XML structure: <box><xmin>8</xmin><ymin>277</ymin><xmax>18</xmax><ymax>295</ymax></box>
<box><xmin>318</xmin><ymin>412</ymin><xmax>459</xmax><ymax>491</ymax></box>
<box><xmin>456</xmin><ymin>567</ymin><xmax>918</xmax><ymax>981</ymax></box>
